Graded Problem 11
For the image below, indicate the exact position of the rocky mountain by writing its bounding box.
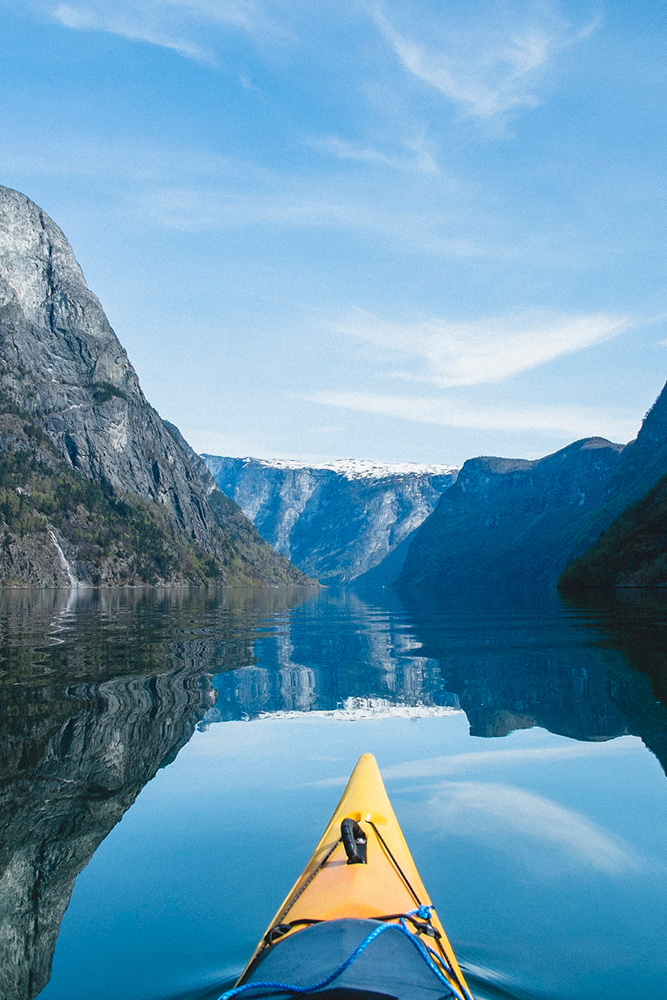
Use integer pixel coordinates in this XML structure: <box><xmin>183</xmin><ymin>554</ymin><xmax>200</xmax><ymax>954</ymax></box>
<box><xmin>202</xmin><ymin>455</ymin><xmax>458</xmax><ymax>584</ymax></box>
<box><xmin>559</xmin><ymin>470</ymin><xmax>667</xmax><ymax>587</ymax></box>
<box><xmin>0</xmin><ymin>185</ymin><xmax>307</xmax><ymax>587</ymax></box>
<box><xmin>399</xmin><ymin>380</ymin><xmax>667</xmax><ymax>593</ymax></box>
<box><xmin>560</xmin><ymin>382</ymin><xmax>667</xmax><ymax>588</ymax></box>
<box><xmin>398</xmin><ymin>437</ymin><xmax>626</xmax><ymax>592</ymax></box>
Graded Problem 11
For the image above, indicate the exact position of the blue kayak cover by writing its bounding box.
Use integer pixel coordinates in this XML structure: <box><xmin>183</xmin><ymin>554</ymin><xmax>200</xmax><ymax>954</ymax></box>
<box><xmin>240</xmin><ymin>918</ymin><xmax>455</xmax><ymax>999</ymax></box>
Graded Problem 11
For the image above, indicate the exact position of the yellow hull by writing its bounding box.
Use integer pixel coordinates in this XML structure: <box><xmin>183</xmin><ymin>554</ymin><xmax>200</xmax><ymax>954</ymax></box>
<box><xmin>239</xmin><ymin>752</ymin><xmax>472</xmax><ymax>998</ymax></box>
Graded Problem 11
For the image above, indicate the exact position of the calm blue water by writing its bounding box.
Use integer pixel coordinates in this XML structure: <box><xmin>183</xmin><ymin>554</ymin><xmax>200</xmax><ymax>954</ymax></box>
<box><xmin>2</xmin><ymin>586</ymin><xmax>667</xmax><ymax>1000</ymax></box>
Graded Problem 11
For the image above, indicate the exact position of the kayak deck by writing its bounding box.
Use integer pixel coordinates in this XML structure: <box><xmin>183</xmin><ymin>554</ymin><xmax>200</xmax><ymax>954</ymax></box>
<box><xmin>228</xmin><ymin>753</ymin><xmax>472</xmax><ymax>1000</ymax></box>
<box><xmin>242</xmin><ymin>918</ymin><xmax>461</xmax><ymax>999</ymax></box>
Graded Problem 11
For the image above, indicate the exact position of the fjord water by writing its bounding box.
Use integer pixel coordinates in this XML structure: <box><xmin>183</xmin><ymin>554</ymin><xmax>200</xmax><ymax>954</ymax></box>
<box><xmin>2</xmin><ymin>588</ymin><xmax>667</xmax><ymax>1000</ymax></box>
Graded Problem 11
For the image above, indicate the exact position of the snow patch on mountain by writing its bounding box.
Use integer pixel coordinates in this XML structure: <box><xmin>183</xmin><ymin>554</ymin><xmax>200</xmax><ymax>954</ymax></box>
<box><xmin>234</xmin><ymin>457</ymin><xmax>459</xmax><ymax>480</ymax></box>
<box><xmin>203</xmin><ymin>454</ymin><xmax>458</xmax><ymax>584</ymax></box>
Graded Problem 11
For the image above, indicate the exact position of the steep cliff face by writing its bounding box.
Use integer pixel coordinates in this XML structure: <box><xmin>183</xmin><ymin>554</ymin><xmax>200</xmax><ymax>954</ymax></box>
<box><xmin>560</xmin><ymin>381</ymin><xmax>667</xmax><ymax>587</ymax></box>
<box><xmin>560</xmin><ymin>470</ymin><xmax>667</xmax><ymax>587</ymax></box>
<box><xmin>203</xmin><ymin>456</ymin><xmax>458</xmax><ymax>583</ymax></box>
<box><xmin>399</xmin><ymin>437</ymin><xmax>625</xmax><ymax>591</ymax></box>
<box><xmin>613</xmin><ymin>380</ymin><xmax>667</xmax><ymax>496</ymax></box>
<box><xmin>0</xmin><ymin>186</ymin><xmax>307</xmax><ymax>586</ymax></box>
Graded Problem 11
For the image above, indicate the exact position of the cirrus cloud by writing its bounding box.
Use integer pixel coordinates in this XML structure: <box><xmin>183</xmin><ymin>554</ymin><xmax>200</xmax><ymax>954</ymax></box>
<box><xmin>306</xmin><ymin>390</ymin><xmax>638</xmax><ymax>442</ymax></box>
<box><xmin>333</xmin><ymin>308</ymin><xmax>631</xmax><ymax>388</ymax></box>
<box><xmin>425</xmin><ymin>781</ymin><xmax>644</xmax><ymax>875</ymax></box>
<box><xmin>308</xmin><ymin>134</ymin><xmax>438</xmax><ymax>175</ymax></box>
<box><xmin>49</xmin><ymin>0</ymin><xmax>284</xmax><ymax>61</ymax></box>
<box><xmin>374</xmin><ymin>2</ymin><xmax>601</xmax><ymax>127</ymax></box>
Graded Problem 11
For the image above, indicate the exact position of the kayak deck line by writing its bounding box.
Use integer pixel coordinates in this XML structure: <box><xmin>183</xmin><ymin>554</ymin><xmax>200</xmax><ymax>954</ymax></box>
<box><xmin>223</xmin><ymin>753</ymin><xmax>473</xmax><ymax>1000</ymax></box>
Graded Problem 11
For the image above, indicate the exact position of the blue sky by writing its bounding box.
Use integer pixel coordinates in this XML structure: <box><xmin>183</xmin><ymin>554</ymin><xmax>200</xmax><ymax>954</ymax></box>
<box><xmin>1</xmin><ymin>1</ymin><xmax>666</xmax><ymax>465</ymax></box>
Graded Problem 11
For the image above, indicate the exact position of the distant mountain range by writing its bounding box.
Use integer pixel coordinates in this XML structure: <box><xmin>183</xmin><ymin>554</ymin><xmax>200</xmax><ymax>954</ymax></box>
<box><xmin>207</xmin><ymin>377</ymin><xmax>667</xmax><ymax>592</ymax></box>
<box><xmin>0</xmin><ymin>185</ymin><xmax>309</xmax><ymax>587</ymax></box>
<box><xmin>398</xmin><ymin>436</ymin><xmax>625</xmax><ymax>591</ymax></box>
<box><xmin>202</xmin><ymin>455</ymin><xmax>458</xmax><ymax>584</ymax></box>
<box><xmin>399</xmin><ymin>381</ymin><xmax>667</xmax><ymax>593</ymax></box>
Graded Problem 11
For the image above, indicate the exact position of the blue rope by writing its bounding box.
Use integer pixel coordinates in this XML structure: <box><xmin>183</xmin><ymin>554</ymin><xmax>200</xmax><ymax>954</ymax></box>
<box><xmin>216</xmin><ymin>908</ymin><xmax>470</xmax><ymax>1000</ymax></box>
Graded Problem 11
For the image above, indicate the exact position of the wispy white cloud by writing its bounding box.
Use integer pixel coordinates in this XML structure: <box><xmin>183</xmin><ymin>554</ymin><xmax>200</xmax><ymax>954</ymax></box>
<box><xmin>53</xmin><ymin>4</ymin><xmax>213</xmax><ymax>60</ymax></box>
<box><xmin>333</xmin><ymin>309</ymin><xmax>630</xmax><ymax>387</ymax></box>
<box><xmin>49</xmin><ymin>0</ymin><xmax>282</xmax><ymax>60</ymax></box>
<box><xmin>309</xmin><ymin>134</ymin><xmax>438</xmax><ymax>174</ymax></box>
<box><xmin>314</xmin><ymin>738</ymin><xmax>642</xmax><ymax>787</ymax></box>
<box><xmin>307</xmin><ymin>390</ymin><xmax>638</xmax><ymax>441</ymax></box>
<box><xmin>374</xmin><ymin>3</ymin><xmax>600</xmax><ymax>126</ymax></box>
<box><xmin>425</xmin><ymin>781</ymin><xmax>644</xmax><ymax>875</ymax></box>
<box><xmin>379</xmin><ymin>738</ymin><xmax>643</xmax><ymax>781</ymax></box>
<box><xmin>0</xmin><ymin>131</ymin><xmax>488</xmax><ymax>257</ymax></box>
<box><xmin>132</xmin><ymin>185</ymin><xmax>490</xmax><ymax>258</ymax></box>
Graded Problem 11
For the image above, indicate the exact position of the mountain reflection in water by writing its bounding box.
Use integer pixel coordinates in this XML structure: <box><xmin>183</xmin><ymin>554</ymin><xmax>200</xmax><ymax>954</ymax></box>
<box><xmin>0</xmin><ymin>585</ymin><xmax>666</xmax><ymax>1000</ymax></box>
<box><xmin>401</xmin><ymin>587</ymin><xmax>667</xmax><ymax>775</ymax></box>
<box><xmin>0</xmin><ymin>587</ymin><xmax>305</xmax><ymax>1000</ymax></box>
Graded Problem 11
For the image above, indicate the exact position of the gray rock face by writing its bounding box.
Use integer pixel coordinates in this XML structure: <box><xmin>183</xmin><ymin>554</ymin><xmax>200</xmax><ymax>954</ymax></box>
<box><xmin>398</xmin><ymin>437</ymin><xmax>627</xmax><ymax>591</ymax></box>
<box><xmin>0</xmin><ymin>186</ymin><xmax>307</xmax><ymax>585</ymax></box>
<box><xmin>203</xmin><ymin>457</ymin><xmax>458</xmax><ymax>583</ymax></box>
<box><xmin>0</xmin><ymin>187</ymin><xmax>163</xmax><ymax>498</ymax></box>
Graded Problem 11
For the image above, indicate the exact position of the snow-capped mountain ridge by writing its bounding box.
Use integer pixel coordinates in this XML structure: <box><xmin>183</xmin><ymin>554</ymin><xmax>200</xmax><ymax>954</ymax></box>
<box><xmin>234</xmin><ymin>456</ymin><xmax>459</xmax><ymax>480</ymax></box>
<box><xmin>203</xmin><ymin>454</ymin><xmax>458</xmax><ymax>583</ymax></box>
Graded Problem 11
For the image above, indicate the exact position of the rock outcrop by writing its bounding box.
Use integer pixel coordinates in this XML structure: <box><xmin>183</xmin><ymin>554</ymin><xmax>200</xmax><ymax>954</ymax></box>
<box><xmin>0</xmin><ymin>185</ymin><xmax>309</xmax><ymax>587</ymax></box>
<box><xmin>203</xmin><ymin>456</ymin><xmax>458</xmax><ymax>584</ymax></box>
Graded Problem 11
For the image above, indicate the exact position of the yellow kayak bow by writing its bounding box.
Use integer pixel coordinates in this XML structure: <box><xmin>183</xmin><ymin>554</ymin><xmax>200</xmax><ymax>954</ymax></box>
<box><xmin>225</xmin><ymin>753</ymin><xmax>473</xmax><ymax>1000</ymax></box>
